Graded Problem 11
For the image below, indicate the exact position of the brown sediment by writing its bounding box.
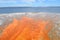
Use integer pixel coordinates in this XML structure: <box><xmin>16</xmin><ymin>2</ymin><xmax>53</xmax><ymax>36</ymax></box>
<box><xmin>0</xmin><ymin>17</ymin><xmax>53</xmax><ymax>40</ymax></box>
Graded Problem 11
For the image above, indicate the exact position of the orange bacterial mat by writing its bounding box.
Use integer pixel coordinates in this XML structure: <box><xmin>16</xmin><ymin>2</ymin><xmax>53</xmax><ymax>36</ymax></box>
<box><xmin>0</xmin><ymin>17</ymin><xmax>53</xmax><ymax>40</ymax></box>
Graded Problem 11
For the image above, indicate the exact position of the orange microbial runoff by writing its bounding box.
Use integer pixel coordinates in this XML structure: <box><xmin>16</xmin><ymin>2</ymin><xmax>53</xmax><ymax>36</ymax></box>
<box><xmin>0</xmin><ymin>17</ymin><xmax>53</xmax><ymax>40</ymax></box>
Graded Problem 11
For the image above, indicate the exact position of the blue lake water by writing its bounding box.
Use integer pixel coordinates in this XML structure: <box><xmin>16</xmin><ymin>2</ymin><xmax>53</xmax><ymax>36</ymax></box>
<box><xmin>0</xmin><ymin>7</ymin><xmax>60</xmax><ymax>13</ymax></box>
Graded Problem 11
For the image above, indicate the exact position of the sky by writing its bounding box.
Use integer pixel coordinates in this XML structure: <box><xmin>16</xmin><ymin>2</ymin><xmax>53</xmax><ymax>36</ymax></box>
<box><xmin>0</xmin><ymin>0</ymin><xmax>60</xmax><ymax>7</ymax></box>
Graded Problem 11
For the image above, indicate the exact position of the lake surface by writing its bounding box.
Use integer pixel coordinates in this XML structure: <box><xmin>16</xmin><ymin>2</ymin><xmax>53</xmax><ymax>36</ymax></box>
<box><xmin>0</xmin><ymin>7</ymin><xmax>60</xmax><ymax>13</ymax></box>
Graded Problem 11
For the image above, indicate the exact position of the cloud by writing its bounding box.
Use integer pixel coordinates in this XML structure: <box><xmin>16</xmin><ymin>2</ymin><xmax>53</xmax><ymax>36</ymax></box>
<box><xmin>48</xmin><ymin>0</ymin><xmax>57</xmax><ymax>1</ymax></box>
<box><xmin>0</xmin><ymin>0</ymin><xmax>57</xmax><ymax>2</ymax></box>
<box><xmin>0</xmin><ymin>0</ymin><xmax>35</xmax><ymax>2</ymax></box>
<box><xmin>13</xmin><ymin>4</ymin><xmax>33</xmax><ymax>7</ymax></box>
<box><xmin>21</xmin><ymin>0</ymin><xmax>35</xmax><ymax>2</ymax></box>
<box><xmin>0</xmin><ymin>0</ymin><xmax>34</xmax><ymax>7</ymax></box>
<box><xmin>0</xmin><ymin>0</ymin><xmax>57</xmax><ymax>7</ymax></box>
<box><xmin>0</xmin><ymin>0</ymin><xmax>36</xmax><ymax>4</ymax></box>
<box><xmin>37</xmin><ymin>0</ymin><xmax>57</xmax><ymax>2</ymax></box>
<box><xmin>38</xmin><ymin>0</ymin><xmax>46</xmax><ymax>2</ymax></box>
<box><xmin>0</xmin><ymin>0</ymin><xmax>46</xmax><ymax>3</ymax></box>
